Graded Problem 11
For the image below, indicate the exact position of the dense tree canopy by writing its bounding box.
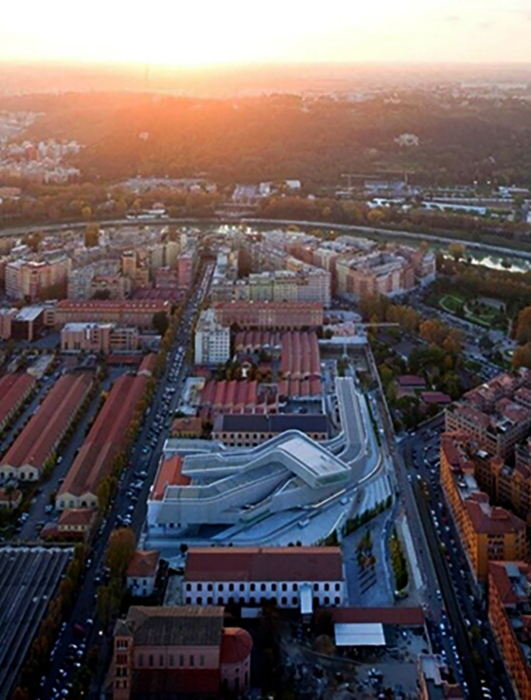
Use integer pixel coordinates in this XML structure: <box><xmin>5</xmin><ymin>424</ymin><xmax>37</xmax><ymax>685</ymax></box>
<box><xmin>4</xmin><ymin>91</ymin><xmax>531</xmax><ymax>187</ymax></box>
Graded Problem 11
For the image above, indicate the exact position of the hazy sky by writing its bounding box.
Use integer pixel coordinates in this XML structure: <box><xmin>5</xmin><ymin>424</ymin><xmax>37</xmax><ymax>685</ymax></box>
<box><xmin>1</xmin><ymin>0</ymin><xmax>531</xmax><ymax>66</ymax></box>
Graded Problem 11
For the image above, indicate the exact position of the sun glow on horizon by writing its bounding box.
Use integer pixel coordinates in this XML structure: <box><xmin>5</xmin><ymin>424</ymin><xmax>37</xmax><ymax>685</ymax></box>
<box><xmin>1</xmin><ymin>0</ymin><xmax>531</xmax><ymax>67</ymax></box>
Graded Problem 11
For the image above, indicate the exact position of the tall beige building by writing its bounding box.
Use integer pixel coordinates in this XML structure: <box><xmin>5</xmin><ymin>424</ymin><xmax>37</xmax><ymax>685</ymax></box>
<box><xmin>5</xmin><ymin>255</ymin><xmax>71</xmax><ymax>301</ymax></box>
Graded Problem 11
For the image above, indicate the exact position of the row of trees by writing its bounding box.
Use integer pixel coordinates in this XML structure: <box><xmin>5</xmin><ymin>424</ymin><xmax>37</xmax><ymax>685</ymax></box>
<box><xmin>97</xmin><ymin>528</ymin><xmax>136</xmax><ymax>629</ymax></box>
<box><xmin>257</xmin><ymin>195</ymin><xmax>531</xmax><ymax>250</ymax></box>
<box><xmin>389</xmin><ymin>529</ymin><xmax>409</xmax><ymax>593</ymax></box>
<box><xmin>0</xmin><ymin>180</ymin><xmax>221</xmax><ymax>228</ymax></box>
<box><xmin>342</xmin><ymin>496</ymin><xmax>392</xmax><ymax>537</ymax></box>
<box><xmin>358</xmin><ymin>293</ymin><xmax>421</xmax><ymax>333</ymax></box>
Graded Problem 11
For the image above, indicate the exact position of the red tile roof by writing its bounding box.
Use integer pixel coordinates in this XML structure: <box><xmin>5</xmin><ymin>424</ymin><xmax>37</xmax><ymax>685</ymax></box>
<box><xmin>1</xmin><ymin>372</ymin><xmax>93</xmax><ymax>472</ymax></box>
<box><xmin>221</xmin><ymin>628</ymin><xmax>253</xmax><ymax>664</ymax></box>
<box><xmin>138</xmin><ymin>353</ymin><xmax>157</xmax><ymax>377</ymax></box>
<box><xmin>280</xmin><ymin>331</ymin><xmax>321</xmax><ymax>380</ymax></box>
<box><xmin>0</xmin><ymin>373</ymin><xmax>35</xmax><ymax>427</ymax></box>
<box><xmin>488</xmin><ymin>562</ymin><xmax>531</xmax><ymax>606</ymax></box>
<box><xmin>397</xmin><ymin>375</ymin><xmax>426</xmax><ymax>387</ymax></box>
<box><xmin>58</xmin><ymin>369</ymin><xmax>148</xmax><ymax>499</ymax></box>
<box><xmin>185</xmin><ymin>547</ymin><xmax>343</xmax><ymax>582</ymax></box>
<box><xmin>127</xmin><ymin>550</ymin><xmax>160</xmax><ymax>578</ymax></box>
<box><xmin>465</xmin><ymin>499</ymin><xmax>526</xmax><ymax>536</ymax></box>
<box><xmin>152</xmin><ymin>456</ymin><xmax>190</xmax><ymax>500</ymax></box>
<box><xmin>421</xmin><ymin>391</ymin><xmax>452</xmax><ymax>405</ymax></box>
<box><xmin>325</xmin><ymin>607</ymin><xmax>425</xmax><ymax>626</ymax></box>
<box><xmin>171</xmin><ymin>417</ymin><xmax>203</xmax><ymax>436</ymax></box>
<box><xmin>58</xmin><ymin>508</ymin><xmax>95</xmax><ymax>528</ymax></box>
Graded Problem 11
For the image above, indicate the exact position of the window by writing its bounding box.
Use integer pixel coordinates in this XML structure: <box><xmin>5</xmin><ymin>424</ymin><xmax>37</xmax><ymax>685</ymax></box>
<box><xmin>239</xmin><ymin>583</ymin><xmax>245</xmax><ymax>591</ymax></box>
<box><xmin>197</xmin><ymin>583</ymin><xmax>202</xmax><ymax>591</ymax></box>
<box><xmin>261</xmin><ymin>583</ymin><xmax>266</xmax><ymax>591</ymax></box>
<box><xmin>207</xmin><ymin>583</ymin><xmax>213</xmax><ymax>591</ymax></box>
<box><xmin>197</xmin><ymin>596</ymin><xmax>202</xmax><ymax>605</ymax></box>
<box><xmin>186</xmin><ymin>583</ymin><xmax>191</xmax><ymax>591</ymax></box>
<box><xmin>207</xmin><ymin>596</ymin><xmax>213</xmax><ymax>604</ymax></box>
<box><xmin>335</xmin><ymin>583</ymin><xmax>341</xmax><ymax>591</ymax></box>
<box><xmin>200</xmin><ymin>655</ymin><xmax>205</xmax><ymax>667</ymax></box>
<box><xmin>117</xmin><ymin>639</ymin><xmax>128</xmax><ymax>650</ymax></box>
<box><xmin>159</xmin><ymin>654</ymin><xmax>164</xmax><ymax>666</ymax></box>
<box><xmin>335</xmin><ymin>596</ymin><xmax>341</xmax><ymax>605</ymax></box>
<box><xmin>149</xmin><ymin>655</ymin><xmax>154</xmax><ymax>667</ymax></box>
<box><xmin>138</xmin><ymin>654</ymin><xmax>144</xmax><ymax>667</ymax></box>
<box><xmin>169</xmin><ymin>655</ymin><xmax>174</xmax><ymax>667</ymax></box>
<box><xmin>117</xmin><ymin>654</ymin><xmax>127</xmax><ymax>665</ymax></box>
<box><xmin>179</xmin><ymin>655</ymin><xmax>184</xmax><ymax>667</ymax></box>
<box><xmin>190</xmin><ymin>655</ymin><xmax>194</xmax><ymax>667</ymax></box>
<box><xmin>293</xmin><ymin>583</ymin><xmax>298</xmax><ymax>591</ymax></box>
<box><xmin>219</xmin><ymin>584</ymin><xmax>224</xmax><ymax>591</ymax></box>
<box><xmin>186</xmin><ymin>597</ymin><xmax>191</xmax><ymax>604</ymax></box>
<box><xmin>313</xmin><ymin>584</ymin><xmax>318</xmax><ymax>591</ymax></box>
<box><xmin>281</xmin><ymin>597</ymin><xmax>287</xmax><ymax>606</ymax></box>
<box><xmin>282</xmin><ymin>583</ymin><xmax>287</xmax><ymax>592</ymax></box>
<box><xmin>250</xmin><ymin>583</ymin><xmax>256</xmax><ymax>591</ymax></box>
<box><xmin>292</xmin><ymin>597</ymin><xmax>297</xmax><ymax>605</ymax></box>
<box><xmin>229</xmin><ymin>583</ymin><xmax>234</xmax><ymax>591</ymax></box>
<box><xmin>271</xmin><ymin>583</ymin><xmax>277</xmax><ymax>592</ymax></box>
<box><xmin>324</xmin><ymin>583</ymin><xmax>329</xmax><ymax>591</ymax></box>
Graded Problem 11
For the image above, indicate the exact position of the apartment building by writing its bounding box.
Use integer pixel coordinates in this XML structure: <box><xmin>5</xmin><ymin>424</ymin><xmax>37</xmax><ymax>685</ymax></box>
<box><xmin>60</xmin><ymin>323</ymin><xmax>140</xmax><ymax>354</ymax></box>
<box><xmin>474</xmin><ymin>446</ymin><xmax>531</xmax><ymax>527</ymax></box>
<box><xmin>90</xmin><ymin>274</ymin><xmax>131</xmax><ymax>300</ymax></box>
<box><xmin>113</xmin><ymin>606</ymin><xmax>252</xmax><ymax>700</ymax></box>
<box><xmin>417</xmin><ymin>654</ymin><xmax>465</xmax><ymax>699</ymax></box>
<box><xmin>445</xmin><ymin>371</ymin><xmax>531</xmax><ymax>459</ymax></box>
<box><xmin>177</xmin><ymin>252</ymin><xmax>194</xmax><ymax>288</ymax></box>
<box><xmin>440</xmin><ymin>433</ymin><xmax>528</xmax><ymax>580</ymax></box>
<box><xmin>0</xmin><ymin>308</ymin><xmax>16</xmax><ymax>339</ymax></box>
<box><xmin>5</xmin><ymin>254</ymin><xmax>71</xmax><ymax>301</ymax></box>
<box><xmin>488</xmin><ymin>562</ymin><xmax>531</xmax><ymax>700</ymax></box>
<box><xmin>194</xmin><ymin>308</ymin><xmax>231</xmax><ymax>366</ymax></box>
<box><xmin>336</xmin><ymin>252</ymin><xmax>416</xmax><ymax>299</ymax></box>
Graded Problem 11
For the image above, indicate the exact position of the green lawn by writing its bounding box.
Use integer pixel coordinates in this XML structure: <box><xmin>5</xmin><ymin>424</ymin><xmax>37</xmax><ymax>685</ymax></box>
<box><xmin>439</xmin><ymin>294</ymin><xmax>465</xmax><ymax>315</ymax></box>
<box><xmin>440</xmin><ymin>293</ymin><xmax>505</xmax><ymax>329</ymax></box>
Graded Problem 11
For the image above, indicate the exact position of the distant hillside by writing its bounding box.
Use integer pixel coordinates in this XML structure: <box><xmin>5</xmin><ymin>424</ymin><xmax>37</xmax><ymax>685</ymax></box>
<box><xmin>3</xmin><ymin>91</ymin><xmax>531</xmax><ymax>186</ymax></box>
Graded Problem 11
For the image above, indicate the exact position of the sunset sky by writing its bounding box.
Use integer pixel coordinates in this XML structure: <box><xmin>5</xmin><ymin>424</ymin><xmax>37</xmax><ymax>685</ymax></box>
<box><xmin>1</xmin><ymin>0</ymin><xmax>530</xmax><ymax>66</ymax></box>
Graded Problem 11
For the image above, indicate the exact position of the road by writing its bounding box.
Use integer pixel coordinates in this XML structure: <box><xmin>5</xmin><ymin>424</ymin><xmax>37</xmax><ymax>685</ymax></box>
<box><xmin>38</xmin><ymin>261</ymin><xmax>214</xmax><ymax>700</ymax></box>
<box><xmin>400</xmin><ymin>427</ymin><xmax>515</xmax><ymax>700</ymax></box>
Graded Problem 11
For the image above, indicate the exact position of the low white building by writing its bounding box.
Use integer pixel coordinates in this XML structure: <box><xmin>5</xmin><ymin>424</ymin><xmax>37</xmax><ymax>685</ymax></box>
<box><xmin>194</xmin><ymin>308</ymin><xmax>231</xmax><ymax>366</ymax></box>
<box><xmin>183</xmin><ymin>546</ymin><xmax>345</xmax><ymax>612</ymax></box>
<box><xmin>126</xmin><ymin>550</ymin><xmax>160</xmax><ymax>598</ymax></box>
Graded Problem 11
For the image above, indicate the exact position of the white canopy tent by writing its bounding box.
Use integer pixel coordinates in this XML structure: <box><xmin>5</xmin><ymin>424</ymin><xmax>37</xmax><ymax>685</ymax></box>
<box><xmin>334</xmin><ymin>622</ymin><xmax>386</xmax><ymax>647</ymax></box>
